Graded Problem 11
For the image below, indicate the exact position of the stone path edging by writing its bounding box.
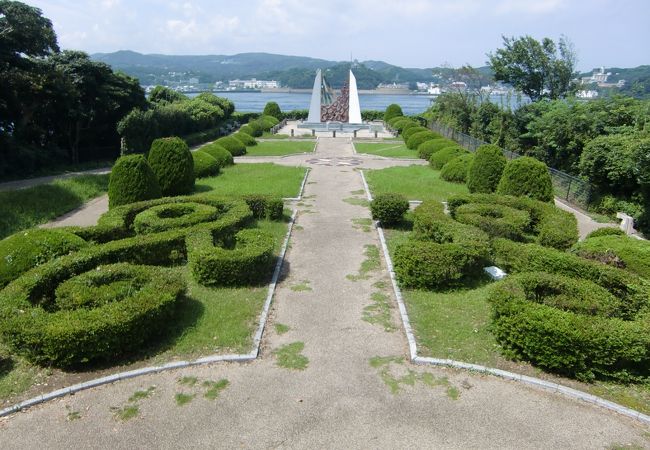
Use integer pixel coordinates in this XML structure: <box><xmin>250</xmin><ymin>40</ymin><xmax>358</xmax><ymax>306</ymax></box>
<box><xmin>283</xmin><ymin>168</ymin><xmax>311</xmax><ymax>201</ymax></box>
<box><xmin>351</xmin><ymin>141</ymin><xmax>422</xmax><ymax>161</ymax></box>
<box><xmin>359</xmin><ymin>169</ymin><xmax>650</xmax><ymax>425</ymax></box>
<box><xmin>0</xmin><ymin>204</ymin><xmax>300</xmax><ymax>418</ymax></box>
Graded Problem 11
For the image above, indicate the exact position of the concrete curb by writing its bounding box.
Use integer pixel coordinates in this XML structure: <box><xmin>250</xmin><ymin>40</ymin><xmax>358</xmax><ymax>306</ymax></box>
<box><xmin>0</xmin><ymin>210</ymin><xmax>298</xmax><ymax>418</ymax></box>
<box><xmin>283</xmin><ymin>168</ymin><xmax>311</xmax><ymax>202</ymax></box>
<box><xmin>358</xmin><ymin>169</ymin><xmax>650</xmax><ymax>426</ymax></box>
<box><xmin>351</xmin><ymin>140</ymin><xmax>422</xmax><ymax>161</ymax></box>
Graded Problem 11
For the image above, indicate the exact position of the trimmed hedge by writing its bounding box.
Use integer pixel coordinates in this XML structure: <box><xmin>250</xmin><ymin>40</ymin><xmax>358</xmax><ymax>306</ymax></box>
<box><xmin>0</xmin><ymin>228</ymin><xmax>88</xmax><ymax>288</ymax></box>
<box><xmin>370</xmin><ymin>193</ymin><xmax>409</xmax><ymax>226</ymax></box>
<box><xmin>215</xmin><ymin>136</ymin><xmax>247</xmax><ymax>157</ymax></box>
<box><xmin>233</xmin><ymin>132</ymin><xmax>257</xmax><ymax>147</ymax></box>
<box><xmin>238</xmin><ymin>125</ymin><xmax>256</xmax><ymax>137</ymax></box>
<box><xmin>393</xmin><ymin>200</ymin><xmax>490</xmax><ymax>289</ymax></box>
<box><xmin>108</xmin><ymin>154</ymin><xmax>162</xmax><ymax>208</ymax></box>
<box><xmin>497</xmin><ymin>156</ymin><xmax>553</xmax><ymax>202</ymax></box>
<box><xmin>406</xmin><ymin>130</ymin><xmax>439</xmax><ymax>150</ymax></box>
<box><xmin>573</xmin><ymin>234</ymin><xmax>650</xmax><ymax>279</ymax></box>
<box><xmin>188</xmin><ymin>228</ymin><xmax>275</xmax><ymax>287</ymax></box>
<box><xmin>454</xmin><ymin>203</ymin><xmax>531</xmax><ymax>241</ymax></box>
<box><xmin>392</xmin><ymin>118</ymin><xmax>416</xmax><ymax>132</ymax></box>
<box><xmin>467</xmin><ymin>144</ymin><xmax>507</xmax><ymax>194</ymax></box>
<box><xmin>585</xmin><ymin>227</ymin><xmax>625</xmax><ymax>239</ymax></box>
<box><xmin>263</xmin><ymin>102</ymin><xmax>283</xmax><ymax>121</ymax></box>
<box><xmin>260</xmin><ymin>115</ymin><xmax>280</xmax><ymax>129</ymax></box>
<box><xmin>448</xmin><ymin>194</ymin><xmax>578</xmax><ymax>249</ymax></box>
<box><xmin>192</xmin><ymin>151</ymin><xmax>220</xmax><ymax>178</ymax></box>
<box><xmin>402</xmin><ymin>126</ymin><xmax>428</xmax><ymax>142</ymax></box>
<box><xmin>440</xmin><ymin>153</ymin><xmax>474</xmax><ymax>183</ymax></box>
<box><xmin>384</xmin><ymin>104</ymin><xmax>403</xmax><ymax>122</ymax></box>
<box><xmin>244</xmin><ymin>120</ymin><xmax>263</xmax><ymax>137</ymax></box>
<box><xmin>429</xmin><ymin>146</ymin><xmax>467</xmax><ymax>170</ymax></box>
<box><xmin>133</xmin><ymin>202</ymin><xmax>221</xmax><ymax>234</ymax></box>
<box><xmin>148</xmin><ymin>137</ymin><xmax>195</xmax><ymax>196</ymax></box>
<box><xmin>488</xmin><ymin>270</ymin><xmax>650</xmax><ymax>381</ymax></box>
<box><xmin>242</xmin><ymin>195</ymin><xmax>284</xmax><ymax>220</ymax></box>
<box><xmin>201</xmin><ymin>143</ymin><xmax>234</xmax><ymax>167</ymax></box>
<box><xmin>416</xmin><ymin>138</ymin><xmax>452</xmax><ymax>160</ymax></box>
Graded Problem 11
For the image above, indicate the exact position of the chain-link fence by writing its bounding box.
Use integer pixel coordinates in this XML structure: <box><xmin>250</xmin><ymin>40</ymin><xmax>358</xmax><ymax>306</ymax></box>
<box><xmin>429</xmin><ymin>121</ymin><xmax>592</xmax><ymax>209</ymax></box>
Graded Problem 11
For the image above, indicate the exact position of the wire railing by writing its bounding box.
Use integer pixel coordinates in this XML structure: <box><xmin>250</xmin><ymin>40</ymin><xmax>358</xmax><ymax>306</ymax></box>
<box><xmin>429</xmin><ymin>121</ymin><xmax>592</xmax><ymax>209</ymax></box>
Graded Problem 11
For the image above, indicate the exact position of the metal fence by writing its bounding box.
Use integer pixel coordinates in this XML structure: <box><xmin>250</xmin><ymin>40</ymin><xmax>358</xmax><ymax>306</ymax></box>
<box><xmin>429</xmin><ymin>121</ymin><xmax>592</xmax><ymax>209</ymax></box>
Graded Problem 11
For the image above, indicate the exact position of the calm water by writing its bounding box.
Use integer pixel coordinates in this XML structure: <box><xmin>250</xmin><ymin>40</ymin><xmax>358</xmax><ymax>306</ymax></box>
<box><xmin>190</xmin><ymin>92</ymin><xmax>434</xmax><ymax>115</ymax></box>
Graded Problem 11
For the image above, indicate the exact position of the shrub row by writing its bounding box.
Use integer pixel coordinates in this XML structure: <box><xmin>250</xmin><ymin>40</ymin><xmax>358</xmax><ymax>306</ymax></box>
<box><xmin>233</xmin><ymin>132</ymin><xmax>257</xmax><ymax>147</ymax></box>
<box><xmin>440</xmin><ymin>153</ymin><xmax>474</xmax><ymax>183</ymax></box>
<box><xmin>242</xmin><ymin>195</ymin><xmax>284</xmax><ymax>221</ymax></box>
<box><xmin>406</xmin><ymin>130</ymin><xmax>440</xmax><ymax>150</ymax></box>
<box><xmin>429</xmin><ymin>146</ymin><xmax>467</xmax><ymax>170</ymax></box>
<box><xmin>370</xmin><ymin>193</ymin><xmax>409</xmax><ymax>226</ymax></box>
<box><xmin>215</xmin><ymin>136</ymin><xmax>246</xmax><ymax>156</ymax></box>
<box><xmin>201</xmin><ymin>142</ymin><xmax>234</xmax><ymax>167</ymax></box>
<box><xmin>573</xmin><ymin>234</ymin><xmax>650</xmax><ymax>279</ymax></box>
<box><xmin>192</xmin><ymin>151</ymin><xmax>220</xmax><ymax>178</ymax></box>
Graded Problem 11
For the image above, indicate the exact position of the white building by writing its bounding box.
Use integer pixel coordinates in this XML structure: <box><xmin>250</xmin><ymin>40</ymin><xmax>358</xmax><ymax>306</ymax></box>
<box><xmin>228</xmin><ymin>78</ymin><xmax>279</xmax><ymax>89</ymax></box>
<box><xmin>577</xmin><ymin>90</ymin><xmax>599</xmax><ymax>99</ymax></box>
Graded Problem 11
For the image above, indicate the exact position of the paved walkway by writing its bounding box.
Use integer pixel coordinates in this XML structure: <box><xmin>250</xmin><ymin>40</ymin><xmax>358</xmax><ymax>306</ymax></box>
<box><xmin>1</xmin><ymin>139</ymin><xmax>646</xmax><ymax>449</ymax></box>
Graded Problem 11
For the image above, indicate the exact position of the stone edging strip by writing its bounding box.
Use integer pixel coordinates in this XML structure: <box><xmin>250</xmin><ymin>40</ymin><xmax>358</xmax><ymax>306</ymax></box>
<box><xmin>358</xmin><ymin>169</ymin><xmax>650</xmax><ymax>425</ymax></box>
<box><xmin>350</xmin><ymin>140</ymin><xmax>422</xmax><ymax>161</ymax></box>
<box><xmin>283</xmin><ymin>168</ymin><xmax>311</xmax><ymax>201</ymax></box>
<box><xmin>0</xmin><ymin>209</ymin><xmax>298</xmax><ymax>418</ymax></box>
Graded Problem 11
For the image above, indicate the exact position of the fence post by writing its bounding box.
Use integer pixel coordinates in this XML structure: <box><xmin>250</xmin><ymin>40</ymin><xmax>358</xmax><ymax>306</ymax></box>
<box><xmin>566</xmin><ymin>178</ymin><xmax>572</xmax><ymax>201</ymax></box>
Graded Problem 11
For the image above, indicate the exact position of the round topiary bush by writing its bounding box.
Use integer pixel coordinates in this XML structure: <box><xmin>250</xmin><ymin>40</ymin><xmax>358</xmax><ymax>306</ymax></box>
<box><xmin>417</xmin><ymin>138</ymin><xmax>451</xmax><ymax>160</ymax></box>
<box><xmin>466</xmin><ymin>144</ymin><xmax>507</xmax><ymax>194</ymax></box>
<box><xmin>384</xmin><ymin>104</ymin><xmax>403</xmax><ymax>122</ymax></box>
<box><xmin>393</xmin><ymin>118</ymin><xmax>416</xmax><ymax>132</ymax></box>
<box><xmin>239</xmin><ymin>124</ymin><xmax>256</xmax><ymax>136</ymax></box>
<box><xmin>406</xmin><ymin>130</ymin><xmax>438</xmax><ymax>150</ymax></box>
<box><xmin>233</xmin><ymin>132</ymin><xmax>257</xmax><ymax>147</ymax></box>
<box><xmin>201</xmin><ymin>143</ymin><xmax>234</xmax><ymax>167</ymax></box>
<box><xmin>584</xmin><ymin>227</ymin><xmax>625</xmax><ymax>240</ymax></box>
<box><xmin>108</xmin><ymin>154</ymin><xmax>162</xmax><ymax>208</ymax></box>
<box><xmin>370</xmin><ymin>193</ymin><xmax>409</xmax><ymax>226</ymax></box>
<box><xmin>448</xmin><ymin>193</ymin><xmax>578</xmax><ymax>249</ymax></box>
<box><xmin>440</xmin><ymin>153</ymin><xmax>474</xmax><ymax>183</ymax></box>
<box><xmin>0</xmin><ymin>228</ymin><xmax>88</xmax><ymax>288</ymax></box>
<box><xmin>192</xmin><ymin>151</ymin><xmax>220</xmax><ymax>178</ymax></box>
<box><xmin>148</xmin><ymin>137</ymin><xmax>195</xmax><ymax>196</ymax></box>
<box><xmin>497</xmin><ymin>156</ymin><xmax>553</xmax><ymax>202</ymax></box>
<box><xmin>388</xmin><ymin>116</ymin><xmax>407</xmax><ymax>128</ymax></box>
<box><xmin>260</xmin><ymin>114</ymin><xmax>280</xmax><ymax>128</ymax></box>
<box><xmin>216</xmin><ymin>136</ymin><xmax>247</xmax><ymax>156</ymax></box>
<box><xmin>488</xmin><ymin>270</ymin><xmax>650</xmax><ymax>381</ymax></box>
<box><xmin>402</xmin><ymin>126</ymin><xmax>428</xmax><ymax>142</ymax></box>
<box><xmin>393</xmin><ymin>201</ymin><xmax>490</xmax><ymax>289</ymax></box>
<box><xmin>263</xmin><ymin>101</ymin><xmax>283</xmax><ymax>121</ymax></box>
<box><xmin>429</xmin><ymin>146</ymin><xmax>467</xmax><ymax>170</ymax></box>
<box><xmin>245</xmin><ymin>120</ymin><xmax>264</xmax><ymax>137</ymax></box>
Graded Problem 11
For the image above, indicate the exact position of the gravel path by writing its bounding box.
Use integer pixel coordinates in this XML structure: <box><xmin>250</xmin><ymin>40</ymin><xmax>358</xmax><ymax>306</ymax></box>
<box><xmin>1</xmin><ymin>138</ymin><xmax>645</xmax><ymax>449</ymax></box>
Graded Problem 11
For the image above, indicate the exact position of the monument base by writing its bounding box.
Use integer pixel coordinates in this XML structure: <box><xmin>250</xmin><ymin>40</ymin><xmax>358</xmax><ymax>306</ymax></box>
<box><xmin>297</xmin><ymin>121</ymin><xmax>370</xmax><ymax>132</ymax></box>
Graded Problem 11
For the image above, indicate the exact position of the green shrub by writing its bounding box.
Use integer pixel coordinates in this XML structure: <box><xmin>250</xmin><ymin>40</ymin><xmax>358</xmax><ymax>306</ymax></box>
<box><xmin>454</xmin><ymin>203</ymin><xmax>531</xmax><ymax>241</ymax></box>
<box><xmin>448</xmin><ymin>194</ymin><xmax>578</xmax><ymax>249</ymax></box>
<box><xmin>239</xmin><ymin>124</ymin><xmax>256</xmax><ymax>136</ymax></box>
<box><xmin>233</xmin><ymin>132</ymin><xmax>257</xmax><ymax>147</ymax></box>
<box><xmin>201</xmin><ymin>143</ymin><xmax>234</xmax><ymax>167</ymax></box>
<box><xmin>133</xmin><ymin>202</ymin><xmax>222</xmax><ymax>234</ymax></box>
<box><xmin>260</xmin><ymin>115</ymin><xmax>280</xmax><ymax>128</ymax></box>
<box><xmin>585</xmin><ymin>227</ymin><xmax>625</xmax><ymax>239</ymax></box>
<box><xmin>0</xmin><ymin>262</ymin><xmax>185</xmax><ymax>367</ymax></box>
<box><xmin>215</xmin><ymin>136</ymin><xmax>247</xmax><ymax>157</ymax></box>
<box><xmin>192</xmin><ymin>151</ymin><xmax>220</xmax><ymax>178</ymax></box>
<box><xmin>394</xmin><ymin>201</ymin><xmax>490</xmax><ymax>289</ymax></box>
<box><xmin>402</xmin><ymin>126</ymin><xmax>428</xmax><ymax>142</ymax></box>
<box><xmin>108</xmin><ymin>154</ymin><xmax>162</xmax><ymax>208</ymax></box>
<box><xmin>0</xmin><ymin>229</ymin><xmax>88</xmax><ymax>288</ymax></box>
<box><xmin>429</xmin><ymin>146</ymin><xmax>466</xmax><ymax>170</ymax></box>
<box><xmin>488</xmin><ymin>271</ymin><xmax>650</xmax><ymax>381</ymax></box>
<box><xmin>189</xmin><ymin>229</ymin><xmax>275</xmax><ymax>286</ymax></box>
<box><xmin>467</xmin><ymin>144</ymin><xmax>507</xmax><ymax>194</ymax></box>
<box><xmin>242</xmin><ymin>195</ymin><xmax>284</xmax><ymax>220</ymax></box>
<box><xmin>392</xmin><ymin>118</ymin><xmax>416</xmax><ymax>132</ymax></box>
<box><xmin>440</xmin><ymin>153</ymin><xmax>474</xmax><ymax>183</ymax></box>
<box><xmin>263</xmin><ymin>101</ymin><xmax>283</xmax><ymax>121</ymax></box>
<box><xmin>416</xmin><ymin>138</ymin><xmax>449</xmax><ymax>160</ymax></box>
<box><xmin>497</xmin><ymin>156</ymin><xmax>553</xmax><ymax>202</ymax></box>
<box><xmin>148</xmin><ymin>137</ymin><xmax>195</xmax><ymax>196</ymax></box>
<box><xmin>406</xmin><ymin>130</ymin><xmax>438</xmax><ymax>150</ymax></box>
<box><xmin>388</xmin><ymin>116</ymin><xmax>407</xmax><ymax>128</ymax></box>
<box><xmin>245</xmin><ymin>120</ymin><xmax>263</xmax><ymax>137</ymax></box>
<box><xmin>384</xmin><ymin>104</ymin><xmax>403</xmax><ymax>122</ymax></box>
<box><xmin>573</xmin><ymin>234</ymin><xmax>650</xmax><ymax>279</ymax></box>
<box><xmin>370</xmin><ymin>193</ymin><xmax>409</xmax><ymax>226</ymax></box>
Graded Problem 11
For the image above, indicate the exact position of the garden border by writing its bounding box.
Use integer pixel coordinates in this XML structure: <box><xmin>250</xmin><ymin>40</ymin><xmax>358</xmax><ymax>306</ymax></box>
<box><xmin>0</xmin><ymin>209</ymin><xmax>298</xmax><ymax>418</ymax></box>
<box><xmin>359</xmin><ymin>169</ymin><xmax>650</xmax><ymax>425</ymax></box>
<box><xmin>283</xmin><ymin>168</ymin><xmax>311</xmax><ymax>202</ymax></box>
<box><xmin>351</xmin><ymin>140</ymin><xmax>421</xmax><ymax>161</ymax></box>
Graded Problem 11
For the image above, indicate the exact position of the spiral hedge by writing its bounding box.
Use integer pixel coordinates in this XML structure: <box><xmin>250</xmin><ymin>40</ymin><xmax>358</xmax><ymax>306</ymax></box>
<box><xmin>447</xmin><ymin>193</ymin><xmax>578</xmax><ymax>250</ymax></box>
<box><xmin>0</xmin><ymin>195</ymin><xmax>281</xmax><ymax>367</ymax></box>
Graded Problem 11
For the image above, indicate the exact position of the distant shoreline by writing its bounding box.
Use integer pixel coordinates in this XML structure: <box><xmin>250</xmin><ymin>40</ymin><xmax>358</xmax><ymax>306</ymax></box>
<box><xmin>177</xmin><ymin>88</ymin><xmax>433</xmax><ymax>96</ymax></box>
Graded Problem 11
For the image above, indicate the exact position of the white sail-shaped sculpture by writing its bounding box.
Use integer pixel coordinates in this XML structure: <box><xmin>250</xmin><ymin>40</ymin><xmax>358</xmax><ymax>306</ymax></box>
<box><xmin>307</xmin><ymin>69</ymin><xmax>322</xmax><ymax>123</ymax></box>
<box><xmin>348</xmin><ymin>70</ymin><xmax>362</xmax><ymax>124</ymax></box>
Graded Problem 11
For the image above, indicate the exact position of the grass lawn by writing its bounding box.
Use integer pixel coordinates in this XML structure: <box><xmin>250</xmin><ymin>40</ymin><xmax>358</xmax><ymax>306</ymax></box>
<box><xmin>383</xmin><ymin>228</ymin><xmax>650</xmax><ymax>416</ymax></box>
<box><xmin>355</xmin><ymin>142</ymin><xmax>418</xmax><ymax>159</ymax></box>
<box><xmin>261</xmin><ymin>132</ymin><xmax>315</xmax><ymax>139</ymax></box>
<box><xmin>366</xmin><ymin>165</ymin><xmax>467</xmax><ymax>202</ymax></box>
<box><xmin>0</xmin><ymin>174</ymin><xmax>109</xmax><ymax>239</ymax></box>
<box><xmin>245</xmin><ymin>141</ymin><xmax>315</xmax><ymax>156</ymax></box>
<box><xmin>0</xmin><ymin>217</ymin><xmax>290</xmax><ymax>405</ymax></box>
<box><xmin>196</xmin><ymin>163</ymin><xmax>306</xmax><ymax>198</ymax></box>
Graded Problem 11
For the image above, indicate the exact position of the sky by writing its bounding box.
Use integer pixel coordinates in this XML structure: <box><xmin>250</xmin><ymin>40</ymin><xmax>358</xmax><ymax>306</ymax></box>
<box><xmin>25</xmin><ymin>0</ymin><xmax>650</xmax><ymax>72</ymax></box>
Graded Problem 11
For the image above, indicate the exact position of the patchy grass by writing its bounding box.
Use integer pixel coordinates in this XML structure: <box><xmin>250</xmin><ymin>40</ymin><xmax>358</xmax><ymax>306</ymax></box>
<box><xmin>174</xmin><ymin>393</ymin><xmax>195</xmax><ymax>406</ymax></box>
<box><xmin>112</xmin><ymin>404</ymin><xmax>139</xmax><ymax>421</ymax></box>
<box><xmin>128</xmin><ymin>386</ymin><xmax>156</xmax><ymax>402</ymax></box>
<box><xmin>366</xmin><ymin>165</ymin><xmax>468</xmax><ymax>202</ymax></box>
<box><xmin>363</xmin><ymin>292</ymin><xmax>396</xmax><ymax>332</ymax></box>
<box><xmin>203</xmin><ymin>379</ymin><xmax>229</xmax><ymax>400</ymax></box>
<box><xmin>178</xmin><ymin>377</ymin><xmax>198</xmax><ymax>387</ymax></box>
<box><xmin>0</xmin><ymin>174</ymin><xmax>109</xmax><ymax>239</ymax></box>
<box><xmin>274</xmin><ymin>323</ymin><xmax>290</xmax><ymax>335</ymax></box>
<box><xmin>343</xmin><ymin>197</ymin><xmax>369</xmax><ymax>207</ymax></box>
<box><xmin>274</xmin><ymin>342</ymin><xmax>309</xmax><ymax>370</ymax></box>
<box><xmin>195</xmin><ymin>163</ymin><xmax>306</xmax><ymax>198</ymax></box>
<box><xmin>66</xmin><ymin>405</ymin><xmax>82</xmax><ymax>421</ymax></box>
<box><xmin>290</xmin><ymin>280</ymin><xmax>312</xmax><ymax>292</ymax></box>
<box><xmin>347</xmin><ymin>245</ymin><xmax>381</xmax><ymax>281</ymax></box>
<box><xmin>369</xmin><ymin>356</ymin><xmax>459</xmax><ymax>398</ymax></box>
<box><xmin>244</xmin><ymin>141</ymin><xmax>315</xmax><ymax>156</ymax></box>
<box><xmin>355</xmin><ymin>142</ymin><xmax>418</xmax><ymax>159</ymax></box>
<box><xmin>352</xmin><ymin>218</ymin><xmax>373</xmax><ymax>232</ymax></box>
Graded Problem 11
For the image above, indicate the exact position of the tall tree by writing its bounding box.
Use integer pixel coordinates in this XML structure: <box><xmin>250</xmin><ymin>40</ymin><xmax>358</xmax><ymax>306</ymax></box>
<box><xmin>488</xmin><ymin>35</ymin><xmax>577</xmax><ymax>101</ymax></box>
